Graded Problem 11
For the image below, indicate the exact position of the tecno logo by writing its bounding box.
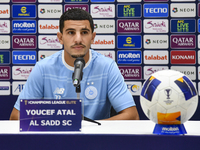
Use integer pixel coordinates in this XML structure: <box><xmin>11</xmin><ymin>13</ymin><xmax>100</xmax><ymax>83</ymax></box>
<box><xmin>171</xmin><ymin>50</ymin><xmax>196</xmax><ymax>64</ymax></box>
<box><xmin>145</xmin><ymin>8</ymin><xmax>167</xmax><ymax>13</ymax></box>
<box><xmin>12</xmin><ymin>51</ymin><xmax>36</xmax><ymax>64</ymax></box>
<box><xmin>144</xmin><ymin>4</ymin><xmax>168</xmax><ymax>17</ymax></box>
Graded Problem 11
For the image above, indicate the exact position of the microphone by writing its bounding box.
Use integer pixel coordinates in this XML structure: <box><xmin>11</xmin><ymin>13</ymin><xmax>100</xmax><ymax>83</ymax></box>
<box><xmin>72</xmin><ymin>57</ymin><xmax>85</xmax><ymax>87</ymax></box>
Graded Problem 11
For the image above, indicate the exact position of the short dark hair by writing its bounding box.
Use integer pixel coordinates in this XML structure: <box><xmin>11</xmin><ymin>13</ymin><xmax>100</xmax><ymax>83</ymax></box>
<box><xmin>59</xmin><ymin>8</ymin><xmax>94</xmax><ymax>33</ymax></box>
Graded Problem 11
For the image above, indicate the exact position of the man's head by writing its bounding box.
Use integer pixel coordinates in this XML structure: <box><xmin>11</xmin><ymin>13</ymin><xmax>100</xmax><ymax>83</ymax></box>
<box><xmin>57</xmin><ymin>8</ymin><xmax>96</xmax><ymax>66</ymax></box>
<box><xmin>59</xmin><ymin>8</ymin><xmax>94</xmax><ymax>34</ymax></box>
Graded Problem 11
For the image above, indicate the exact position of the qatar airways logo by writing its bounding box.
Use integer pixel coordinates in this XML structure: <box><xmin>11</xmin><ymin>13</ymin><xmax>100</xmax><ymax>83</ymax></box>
<box><xmin>91</xmin><ymin>4</ymin><xmax>115</xmax><ymax>18</ymax></box>
<box><xmin>119</xmin><ymin>66</ymin><xmax>142</xmax><ymax>80</ymax></box>
<box><xmin>38</xmin><ymin>20</ymin><xmax>59</xmax><ymax>34</ymax></box>
<box><xmin>39</xmin><ymin>35</ymin><xmax>62</xmax><ymax>49</ymax></box>
<box><xmin>12</xmin><ymin>35</ymin><xmax>36</xmax><ymax>49</ymax></box>
<box><xmin>0</xmin><ymin>66</ymin><xmax>10</xmax><ymax>80</ymax></box>
<box><xmin>144</xmin><ymin>19</ymin><xmax>168</xmax><ymax>33</ymax></box>
<box><xmin>117</xmin><ymin>20</ymin><xmax>141</xmax><ymax>33</ymax></box>
<box><xmin>0</xmin><ymin>20</ymin><xmax>10</xmax><ymax>33</ymax></box>
<box><xmin>171</xmin><ymin>35</ymin><xmax>195</xmax><ymax>49</ymax></box>
<box><xmin>12</xmin><ymin>66</ymin><xmax>33</xmax><ymax>80</ymax></box>
<box><xmin>171</xmin><ymin>51</ymin><xmax>196</xmax><ymax>64</ymax></box>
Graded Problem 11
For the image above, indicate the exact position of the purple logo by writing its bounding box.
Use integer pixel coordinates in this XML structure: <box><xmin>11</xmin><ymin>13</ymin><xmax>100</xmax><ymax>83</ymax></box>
<box><xmin>119</xmin><ymin>66</ymin><xmax>142</xmax><ymax>80</ymax></box>
<box><xmin>12</xmin><ymin>0</ymin><xmax>36</xmax><ymax>2</ymax></box>
<box><xmin>117</xmin><ymin>19</ymin><xmax>141</xmax><ymax>33</ymax></box>
<box><xmin>12</xmin><ymin>35</ymin><xmax>36</xmax><ymax>49</ymax></box>
<box><xmin>171</xmin><ymin>35</ymin><xmax>196</xmax><ymax>49</ymax></box>
<box><xmin>199</xmin><ymin>4</ymin><xmax>200</xmax><ymax>17</ymax></box>
<box><xmin>0</xmin><ymin>66</ymin><xmax>10</xmax><ymax>80</ymax></box>
<box><xmin>64</xmin><ymin>4</ymin><xmax>89</xmax><ymax>12</ymax></box>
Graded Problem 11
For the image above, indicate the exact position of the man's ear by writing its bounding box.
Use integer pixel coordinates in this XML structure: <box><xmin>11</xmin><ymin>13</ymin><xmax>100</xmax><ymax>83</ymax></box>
<box><xmin>57</xmin><ymin>32</ymin><xmax>64</xmax><ymax>45</ymax></box>
<box><xmin>91</xmin><ymin>32</ymin><xmax>96</xmax><ymax>44</ymax></box>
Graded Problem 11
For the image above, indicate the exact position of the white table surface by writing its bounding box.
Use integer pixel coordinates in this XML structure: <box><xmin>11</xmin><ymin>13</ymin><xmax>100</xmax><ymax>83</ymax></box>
<box><xmin>0</xmin><ymin>120</ymin><xmax>200</xmax><ymax>135</ymax></box>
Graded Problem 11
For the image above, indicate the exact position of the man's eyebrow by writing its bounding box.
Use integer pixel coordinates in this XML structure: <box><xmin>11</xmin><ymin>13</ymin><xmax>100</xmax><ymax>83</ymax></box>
<box><xmin>65</xmin><ymin>27</ymin><xmax>90</xmax><ymax>32</ymax></box>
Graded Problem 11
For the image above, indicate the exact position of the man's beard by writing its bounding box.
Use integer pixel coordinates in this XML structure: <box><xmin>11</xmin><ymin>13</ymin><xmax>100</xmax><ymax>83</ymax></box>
<box><xmin>71</xmin><ymin>54</ymin><xmax>85</xmax><ymax>58</ymax></box>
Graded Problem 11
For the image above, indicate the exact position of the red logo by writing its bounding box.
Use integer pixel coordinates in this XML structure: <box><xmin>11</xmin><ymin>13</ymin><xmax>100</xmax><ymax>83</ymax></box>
<box><xmin>171</xmin><ymin>50</ymin><xmax>196</xmax><ymax>64</ymax></box>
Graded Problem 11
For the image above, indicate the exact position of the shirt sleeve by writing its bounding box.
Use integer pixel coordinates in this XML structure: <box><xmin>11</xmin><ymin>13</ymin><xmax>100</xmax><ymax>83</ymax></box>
<box><xmin>14</xmin><ymin>62</ymin><xmax>44</xmax><ymax>110</ymax></box>
<box><xmin>107</xmin><ymin>61</ymin><xmax>136</xmax><ymax>113</ymax></box>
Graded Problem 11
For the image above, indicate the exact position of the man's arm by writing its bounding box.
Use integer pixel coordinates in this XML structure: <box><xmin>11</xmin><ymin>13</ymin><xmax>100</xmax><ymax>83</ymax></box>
<box><xmin>105</xmin><ymin>106</ymin><xmax>139</xmax><ymax>120</ymax></box>
<box><xmin>9</xmin><ymin>108</ymin><xmax>19</xmax><ymax>120</ymax></box>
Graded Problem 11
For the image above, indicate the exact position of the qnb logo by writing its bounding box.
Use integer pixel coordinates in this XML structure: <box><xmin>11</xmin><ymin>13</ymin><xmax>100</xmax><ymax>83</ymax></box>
<box><xmin>145</xmin><ymin>8</ymin><xmax>167</xmax><ymax>13</ymax></box>
<box><xmin>13</xmin><ymin>55</ymin><xmax>35</xmax><ymax>60</ymax></box>
<box><xmin>119</xmin><ymin>53</ymin><xmax>140</xmax><ymax>58</ymax></box>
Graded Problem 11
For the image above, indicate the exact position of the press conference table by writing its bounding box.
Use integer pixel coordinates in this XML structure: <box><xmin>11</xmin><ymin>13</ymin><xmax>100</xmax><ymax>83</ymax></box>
<box><xmin>1</xmin><ymin>120</ymin><xmax>200</xmax><ymax>150</ymax></box>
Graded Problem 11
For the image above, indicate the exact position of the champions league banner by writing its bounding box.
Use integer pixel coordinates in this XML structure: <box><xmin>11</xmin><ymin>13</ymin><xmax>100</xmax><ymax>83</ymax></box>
<box><xmin>20</xmin><ymin>99</ymin><xmax>82</xmax><ymax>132</ymax></box>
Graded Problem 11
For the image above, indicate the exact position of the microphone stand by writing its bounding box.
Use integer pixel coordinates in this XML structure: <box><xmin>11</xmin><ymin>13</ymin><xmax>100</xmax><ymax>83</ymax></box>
<box><xmin>72</xmin><ymin>57</ymin><xmax>101</xmax><ymax>125</ymax></box>
<box><xmin>75</xmin><ymin>84</ymin><xmax>101</xmax><ymax>126</ymax></box>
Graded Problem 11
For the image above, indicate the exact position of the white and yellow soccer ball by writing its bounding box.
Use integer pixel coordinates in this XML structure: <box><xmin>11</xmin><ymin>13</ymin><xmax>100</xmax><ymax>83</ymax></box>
<box><xmin>140</xmin><ymin>70</ymin><xmax>198</xmax><ymax>125</ymax></box>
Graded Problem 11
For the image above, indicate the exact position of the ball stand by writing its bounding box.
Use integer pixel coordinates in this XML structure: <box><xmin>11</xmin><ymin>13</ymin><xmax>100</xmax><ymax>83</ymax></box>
<box><xmin>153</xmin><ymin>124</ymin><xmax>187</xmax><ymax>135</ymax></box>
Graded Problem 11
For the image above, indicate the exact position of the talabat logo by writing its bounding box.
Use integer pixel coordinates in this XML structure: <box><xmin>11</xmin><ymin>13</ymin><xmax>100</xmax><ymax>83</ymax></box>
<box><xmin>38</xmin><ymin>5</ymin><xmax>62</xmax><ymax>18</ymax></box>
<box><xmin>143</xmin><ymin>19</ymin><xmax>168</xmax><ymax>33</ymax></box>
<box><xmin>65</xmin><ymin>0</ymin><xmax>88</xmax><ymax>2</ymax></box>
<box><xmin>117</xmin><ymin>35</ymin><xmax>141</xmax><ymax>49</ymax></box>
<box><xmin>144</xmin><ymin>4</ymin><xmax>168</xmax><ymax>17</ymax></box>
<box><xmin>0</xmin><ymin>51</ymin><xmax>10</xmax><ymax>65</ymax></box>
<box><xmin>0</xmin><ymin>20</ymin><xmax>10</xmax><ymax>33</ymax></box>
<box><xmin>0</xmin><ymin>35</ymin><xmax>10</xmax><ymax>49</ymax></box>
<box><xmin>12</xmin><ymin>51</ymin><xmax>36</xmax><ymax>64</ymax></box>
<box><xmin>38</xmin><ymin>20</ymin><xmax>59</xmax><ymax>34</ymax></box>
<box><xmin>144</xmin><ymin>50</ymin><xmax>168</xmax><ymax>64</ymax></box>
<box><xmin>39</xmin><ymin>35</ymin><xmax>62</xmax><ymax>49</ymax></box>
<box><xmin>170</xmin><ymin>3</ymin><xmax>196</xmax><ymax>17</ymax></box>
<box><xmin>171</xmin><ymin>19</ymin><xmax>195</xmax><ymax>33</ymax></box>
<box><xmin>171</xmin><ymin>35</ymin><xmax>195</xmax><ymax>49</ymax></box>
<box><xmin>0</xmin><ymin>66</ymin><xmax>10</xmax><ymax>80</ymax></box>
<box><xmin>12</xmin><ymin>35</ymin><xmax>36</xmax><ymax>49</ymax></box>
<box><xmin>143</xmin><ymin>66</ymin><xmax>168</xmax><ymax>79</ymax></box>
<box><xmin>117</xmin><ymin>19</ymin><xmax>141</xmax><ymax>33</ymax></box>
<box><xmin>117</xmin><ymin>50</ymin><xmax>141</xmax><ymax>64</ymax></box>
<box><xmin>171</xmin><ymin>66</ymin><xmax>196</xmax><ymax>80</ymax></box>
<box><xmin>93</xmin><ymin>20</ymin><xmax>115</xmax><ymax>33</ymax></box>
<box><xmin>126</xmin><ymin>81</ymin><xmax>142</xmax><ymax>96</ymax></box>
<box><xmin>91</xmin><ymin>35</ymin><xmax>115</xmax><ymax>49</ymax></box>
<box><xmin>119</xmin><ymin>66</ymin><xmax>142</xmax><ymax>80</ymax></box>
<box><xmin>117</xmin><ymin>4</ymin><xmax>141</xmax><ymax>18</ymax></box>
<box><xmin>0</xmin><ymin>5</ymin><xmax>10</xmax><ymax>18</ymax></box>
<box><xmin>12</xmin><ymin>5</ymin><xmax>36</xmax><ymax>18</ymax></box>
<box><xmin>12</xmin><ymin>20</ymin><xmax>36</xmax><ymax>34</ymax></box>
<box><xmin>64</xmin><ymin>4</ymin><xmax>89</xmax><ymax>12</ymax></box>
<box><xmin>171</xmin><ymin>50</ymin><xmax>196</xmax><ymax>64</ymax></box>
<box><xmin>143</xmin><ymin>35</ymin><xmax>168</xmax><ymax>49</ymax></box>
<box><xmin>12</xmin><ymin>66</ymin><xmax>33</xmax><ymax>80</ymax></box>
<box><xmin>91</xmin><ymin>4</ymin><xmax>115</xmax><ymax>18</ymax></box>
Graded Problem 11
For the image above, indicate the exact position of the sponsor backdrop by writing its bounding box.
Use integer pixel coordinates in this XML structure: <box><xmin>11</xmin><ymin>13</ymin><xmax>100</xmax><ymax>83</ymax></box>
<box><xmin>0</xmin><ymin>0</ymin><xmax>199</xmax><ymax>120</ymax></box>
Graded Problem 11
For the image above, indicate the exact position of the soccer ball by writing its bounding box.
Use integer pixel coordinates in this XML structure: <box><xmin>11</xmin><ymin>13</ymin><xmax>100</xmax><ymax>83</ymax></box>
<box><xmin>140</xmin><ymin>70</ymin><xmax>198</xmax><ymax>125</ymax></box>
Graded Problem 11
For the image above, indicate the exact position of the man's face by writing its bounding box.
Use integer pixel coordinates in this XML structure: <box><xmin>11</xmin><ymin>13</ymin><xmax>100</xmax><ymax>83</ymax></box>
<box><xmin>57</xmin><ymin>20</ymin><xmax>96</xmax><ymax>59</ymax></box>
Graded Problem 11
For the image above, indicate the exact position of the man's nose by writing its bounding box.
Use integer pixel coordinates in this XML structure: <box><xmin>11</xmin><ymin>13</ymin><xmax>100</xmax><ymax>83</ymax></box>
<box><xmin>74</xmin><ymin>32</ymin><xmax>82</xmax><ymax>43</ymax></box>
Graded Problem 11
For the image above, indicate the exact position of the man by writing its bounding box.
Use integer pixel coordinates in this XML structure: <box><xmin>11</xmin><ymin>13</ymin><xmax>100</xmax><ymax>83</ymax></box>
<box><xmin>10</xmin><ymin>8</ymin><xmax>139</xmax><ymax>120</ymax></box>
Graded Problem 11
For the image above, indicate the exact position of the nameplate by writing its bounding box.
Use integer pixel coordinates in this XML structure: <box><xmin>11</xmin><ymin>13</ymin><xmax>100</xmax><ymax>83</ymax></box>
<box><xmin>20</xmin><ymin>99</ymin><xmax>82</xmax><ymax>132</ymax></box>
